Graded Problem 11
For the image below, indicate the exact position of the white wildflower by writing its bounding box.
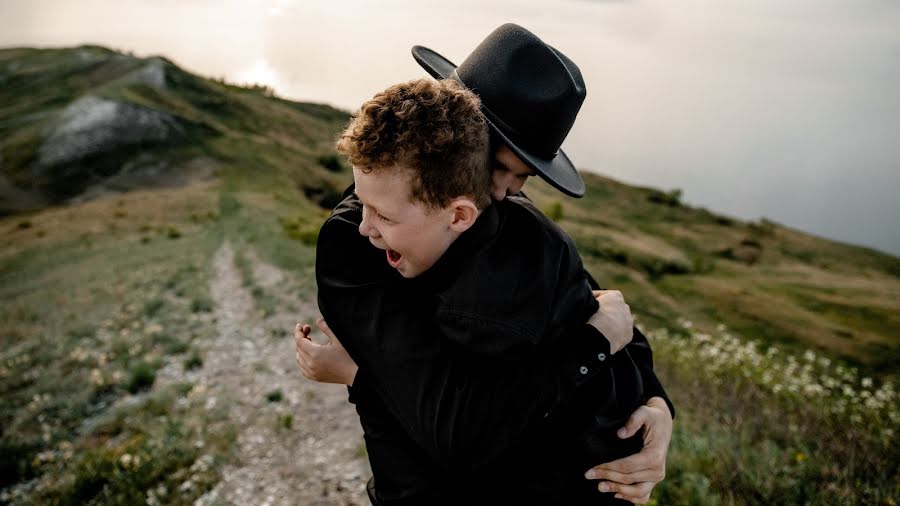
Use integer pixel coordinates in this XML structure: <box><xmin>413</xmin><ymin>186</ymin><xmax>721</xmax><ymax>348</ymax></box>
<box><xmin>90</xmin><ymin>369</ymin><xmax>104</xmax><ymax>386</ymax></box>
<box><xmin>120</xmin><ymin>453</ymin><xmax>133</xmax><ymax>467</ymax></box>
<box><xmin>803</xmin><ymin>383</ymin><xmax>823</xmax><ymax>396</ymax></box>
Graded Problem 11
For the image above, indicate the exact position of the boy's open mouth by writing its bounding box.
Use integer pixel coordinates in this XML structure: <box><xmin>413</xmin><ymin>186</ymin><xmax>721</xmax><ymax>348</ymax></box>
<box><xmin>386</xmin><ymin>249</ymin><xmax>402</xmax><ymax>268</ymax></box>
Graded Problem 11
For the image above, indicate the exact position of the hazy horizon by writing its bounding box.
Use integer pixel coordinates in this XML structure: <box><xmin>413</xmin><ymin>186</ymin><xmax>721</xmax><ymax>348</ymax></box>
<box><xmin>2</xmin><ymin>0</ymin><xmax>899</xmax><ymax>257</ymax></box>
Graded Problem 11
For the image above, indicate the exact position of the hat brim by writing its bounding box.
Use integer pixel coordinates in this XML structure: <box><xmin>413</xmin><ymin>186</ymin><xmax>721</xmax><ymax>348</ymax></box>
<box><xmin>412</xmin><ymin>45</ymin><xmax>456</xmax><ymax>81</ymax></box>
<box><xmin>411</xmin><ymin>45</ymin><xmax>586</xmax><ymax>198</ymax></box>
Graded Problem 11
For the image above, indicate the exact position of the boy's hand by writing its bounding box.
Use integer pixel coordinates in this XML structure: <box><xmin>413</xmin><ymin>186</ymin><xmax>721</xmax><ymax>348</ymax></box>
<box><xmin>588</xmin><ymin>290</ymin><xmax>634</xmax><ymax>354</ymax></box>
<box><xmin>583</xmin><ymin>396</ymin><xmax>673</xmax><ymax>504</ymax></box>
<box><xmin>295</xmin><ymin>319</ymin><xmax>359</xmax><ymax>386</ymax></box>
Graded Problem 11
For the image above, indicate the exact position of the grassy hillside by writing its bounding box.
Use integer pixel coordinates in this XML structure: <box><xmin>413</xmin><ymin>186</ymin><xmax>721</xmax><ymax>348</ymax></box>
<box><xmin>524</xmin><ymin>175</ymin><xmax>900</xmax><ymax>376</ymax></box>
<box><xmin>0</xmin><ymin>45</ymin><xmax>349</xmax><ymax>214</ymax></box>
<box><xmin>1</xmin><ymin>46</ymin><xmax>897</xmax><ymax>505</ymax></box>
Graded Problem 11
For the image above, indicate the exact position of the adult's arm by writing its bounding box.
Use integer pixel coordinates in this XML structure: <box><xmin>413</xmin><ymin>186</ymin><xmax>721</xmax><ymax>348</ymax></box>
<box><xmin>584</xmin><ymin>270</ymin><xmax>675</xmax><ymax>419</ymax></box>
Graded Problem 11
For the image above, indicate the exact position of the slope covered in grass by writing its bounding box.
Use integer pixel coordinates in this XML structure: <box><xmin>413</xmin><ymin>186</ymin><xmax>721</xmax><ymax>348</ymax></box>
<box><xmin>1</xmin><ymin>45</ymin><xmax>897</xmax><ymax>504</ymax></box>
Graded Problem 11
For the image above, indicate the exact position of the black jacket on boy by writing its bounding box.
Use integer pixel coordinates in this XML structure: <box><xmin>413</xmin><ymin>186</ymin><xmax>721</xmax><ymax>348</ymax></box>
<box><xmin>316</xmin><ymin>187</ymin><xmax>673</xmax><ymax>505</ymax></box>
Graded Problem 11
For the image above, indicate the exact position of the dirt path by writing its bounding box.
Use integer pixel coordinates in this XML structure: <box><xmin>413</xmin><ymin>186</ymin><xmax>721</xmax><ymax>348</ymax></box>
<box><xmin>193</xmin><ymin>241</ymin><xmax>370</xmax><ymax>506</ymax></box>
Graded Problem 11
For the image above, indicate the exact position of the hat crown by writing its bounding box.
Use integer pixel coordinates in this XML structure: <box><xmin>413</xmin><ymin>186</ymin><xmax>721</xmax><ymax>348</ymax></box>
<box><xmin>410</xmin><ymin>23</ymin><xmax>588</xmax><ymax>196</ymax></box>
<box><xmin>455</xmin><ymin>23</ymin><xmax>586</xmax><ymax>158</ymax></box>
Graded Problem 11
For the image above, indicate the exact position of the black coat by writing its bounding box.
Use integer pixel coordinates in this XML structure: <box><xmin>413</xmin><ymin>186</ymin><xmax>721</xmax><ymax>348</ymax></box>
<box><xmin>316</xmin><ymin>188</ymin><xmax>673</xmax><ymax>505</ymax></box>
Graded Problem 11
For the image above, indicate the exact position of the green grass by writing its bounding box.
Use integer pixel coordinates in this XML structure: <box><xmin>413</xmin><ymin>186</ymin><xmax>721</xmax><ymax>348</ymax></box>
<box><xmin>0</xmin><ymin>179</ymin><xmax>228</xmax><ymax>502</ymax></box>
<box><xmin>1</xmin><ymin>45</ymin><xmax>898</xmax><ymax>505</ymax></box>
<box><xmin>126</xmin><ymin>361</ymin><xmax>159</xmax><ymax>394</ymax></box>
<box><xmin>184</xmin><ymin>351</ymin><xmax>203</xmax><ymax>371</ymax></box>
<box><xmin>29</xmin><ymin>385</ymin><xmax>232</xmax><ymax>505</ymax></box>
<box><xmin>649</xmin><ymin>325</ymin><xmax>898</xmax><ymax>505</ymax></box>
<box><xmin>277</xmin><ymin>414</ymin><xmax>294</xmax><ymax>431</ymax></box>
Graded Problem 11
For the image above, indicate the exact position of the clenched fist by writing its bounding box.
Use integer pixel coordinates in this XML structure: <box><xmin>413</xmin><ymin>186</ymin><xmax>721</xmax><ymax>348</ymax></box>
<box><xmin>294</xmin><ymin>319</ymin><xmax>359</xmax><ymax>386</ymax></box>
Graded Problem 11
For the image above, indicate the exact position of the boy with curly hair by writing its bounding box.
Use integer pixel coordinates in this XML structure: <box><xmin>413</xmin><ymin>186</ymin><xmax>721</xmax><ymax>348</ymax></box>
<box><xmin>302</xmin><ymin>77</ymin><xmax>648</xmax><ymax>505</ymax></box>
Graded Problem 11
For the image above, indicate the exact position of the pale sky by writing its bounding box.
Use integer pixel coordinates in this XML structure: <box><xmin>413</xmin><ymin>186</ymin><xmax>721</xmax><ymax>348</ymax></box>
<box><xmin>2</xmin><ymin>0</ymin><xmax>899</xmax><ymax>256</ymax></box>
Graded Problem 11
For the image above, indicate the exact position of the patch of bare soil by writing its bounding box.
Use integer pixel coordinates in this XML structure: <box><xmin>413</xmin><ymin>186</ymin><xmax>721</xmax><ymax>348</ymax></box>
<box><xmin>192</xmin><ymin>241</ymin><xmax>370</xmax><ymax>505</ymax></box>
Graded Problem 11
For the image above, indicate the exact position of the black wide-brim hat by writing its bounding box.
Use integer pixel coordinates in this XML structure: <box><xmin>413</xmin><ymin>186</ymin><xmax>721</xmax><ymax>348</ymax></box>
<box><xmin>412</xmin><ymin>23</ymin><xmax>587</xmax><ymax>197</ymax></box>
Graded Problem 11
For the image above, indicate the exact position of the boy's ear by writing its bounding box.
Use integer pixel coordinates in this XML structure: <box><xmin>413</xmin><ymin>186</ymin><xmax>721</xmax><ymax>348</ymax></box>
<box><xmin>447</xmin><ymin>198</ymin><xmax>480</xmax><ymax>232</ymax></box>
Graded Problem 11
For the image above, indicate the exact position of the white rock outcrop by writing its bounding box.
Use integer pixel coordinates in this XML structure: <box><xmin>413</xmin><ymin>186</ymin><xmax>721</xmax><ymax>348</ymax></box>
<box><xmin>38</xmin><ymin>95</ymin><xmax>182</xmax><ymax>167</ymax></box>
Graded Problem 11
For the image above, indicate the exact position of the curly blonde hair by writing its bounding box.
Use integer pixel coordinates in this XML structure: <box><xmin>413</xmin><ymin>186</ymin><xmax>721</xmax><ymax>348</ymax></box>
<box><xmin>336</xmin><ymin>78</ymin><xmax>491</xmax><ymax>210</ymax></box>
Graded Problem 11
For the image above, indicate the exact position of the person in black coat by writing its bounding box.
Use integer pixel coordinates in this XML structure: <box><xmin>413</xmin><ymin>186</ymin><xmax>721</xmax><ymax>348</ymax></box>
<box><xmin>297</xmin><ymin>24</ymin><xmax>674</xmax><ymax>505</ymax></box>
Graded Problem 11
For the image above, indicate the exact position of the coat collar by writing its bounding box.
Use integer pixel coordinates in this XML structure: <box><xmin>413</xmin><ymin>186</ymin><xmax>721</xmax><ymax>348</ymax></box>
<box><xmin>410</xmin><ymin>201</ymin><xmax>501</xmax><ymax>291</ymax></box>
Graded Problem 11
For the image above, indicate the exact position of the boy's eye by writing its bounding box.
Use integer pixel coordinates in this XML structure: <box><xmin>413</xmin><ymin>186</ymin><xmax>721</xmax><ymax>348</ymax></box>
<box><xmin>376</xmin><ymin>212</ymin><xmax>391</xmax><ymax>222</ymax></box>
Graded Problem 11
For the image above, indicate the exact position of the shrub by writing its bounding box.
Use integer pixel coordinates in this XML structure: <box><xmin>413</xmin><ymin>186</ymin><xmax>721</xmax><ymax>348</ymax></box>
<box><xmin>640</xmin><ymin>257</ymin><xmax>692</xmax><ymax>280</ymax></box>
<box><xmin>715</xmin><ymin>216</ymin><xmax>734</xmax><ymax>226</ymax></box>
<box><xmin>191</xmin><ymin>296</ymin><xmax>214</xmax><ymax>313</ymax></box>
<box><xmin>164</xmin><ymin>338</ymin><xmax>190</xmax><ymax>355</ymax></box>
<box><xmin>143</xmin><ymin>298</ymin><xmax>165</xmax><ymax>318</ymax></box>
<box><xmin>302</xmin><ymin>185</ymin><xmax>344</xmax><ymax>210</ymax></box>
<box><xmin>317</xmin><ymin>154</ymin><xmax>343</xmax><ymax>173</ymax></box>
<box><xmin>280</xmin><ymin>216</ymin><xmax>320</xmax><ymax>246</ymax></box>
<box><xmin>66</xmin><ymin>322</ymin><xmax>96</xmax><ymax>339</ymax></box>
<box><xmin>294</xmin><ymin>226</ymin><xmax>319</xmax><ymax>246</ymax></box>
<box><xmin>184</xmin><ymin>351</ymin><xmax>203</xmax><ymax>371</ymax></box>
<box><xmin>717</xmin><ymin>238</ymin><xmax>763</xmax><ymax>265</ymax></box>
<box><xmin>748</xmin><ymin>218</ymin><xmax>776</xmax><ymax>236</ymax></box>
<box><xmin>0</xmin><ymin>437</ymin><xmax>41</xmax><ymax>488</ymax></box>
<box><xmin>544</xmin><ymin>201</ymin><xmax>564</xmax><ymax>222</ymax></box>
<box><xmin>648</xmin><ymin>188</ymin><xmax>683</xmax><ymax>207</ymax></box>
<box><xmin>42</xmin><ymin>421</ymin><xmax>212</xmax><ymax>505</ymax></box>
<box><xmin>126</xmin><ymin>362</ymin><xmax>157</xmax><ymax>394</ymax></box>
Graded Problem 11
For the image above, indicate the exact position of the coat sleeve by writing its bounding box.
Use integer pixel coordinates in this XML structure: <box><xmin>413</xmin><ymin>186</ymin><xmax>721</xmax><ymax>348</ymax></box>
<box><xmin>584</xmin><ymin>270</ymin><xmax>675</xmax><ymax>419</ymax></box>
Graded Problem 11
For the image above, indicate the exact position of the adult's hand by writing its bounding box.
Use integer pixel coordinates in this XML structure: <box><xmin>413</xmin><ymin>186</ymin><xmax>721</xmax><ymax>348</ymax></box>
<box><xmin>584</xmin><ymin>396</ymin><xmax>673</xmax><ymax>504</ymax></box>
<box><xmin>295</xmin><ymin>319</ymin><xmax>359</xmax><ymax>386</ymax></box>
<box><xmin>587</xmin><ymin>290</ymin><xmax>634</xmax><ymax>354</ymax></box>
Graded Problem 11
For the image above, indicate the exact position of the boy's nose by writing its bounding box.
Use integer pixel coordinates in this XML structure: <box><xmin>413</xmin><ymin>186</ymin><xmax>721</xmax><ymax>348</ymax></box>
<box><xmin>358</xmin><ymin>212</ymin><xmax>379</xmax><ymax>238</ymax></box>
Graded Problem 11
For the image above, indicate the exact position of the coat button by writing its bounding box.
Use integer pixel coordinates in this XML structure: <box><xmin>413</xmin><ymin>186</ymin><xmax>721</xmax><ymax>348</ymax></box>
<box><xmin>579</xmin><ymin>366</ymin><xmax>589</xmax><ymax>375</ymax></box>
<box><xmin>597</xmin><ymin>353</ymin><xmax>606</xmax><ymax>361</ymax></box>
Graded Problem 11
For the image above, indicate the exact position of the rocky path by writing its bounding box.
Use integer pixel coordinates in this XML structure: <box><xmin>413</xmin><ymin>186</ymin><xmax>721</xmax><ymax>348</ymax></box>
<box><xmin>194</xmin><ymin>241</ymin><xmax>370</xmax><ymax>505</ymax></box>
